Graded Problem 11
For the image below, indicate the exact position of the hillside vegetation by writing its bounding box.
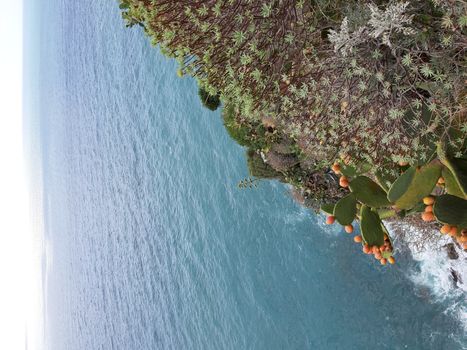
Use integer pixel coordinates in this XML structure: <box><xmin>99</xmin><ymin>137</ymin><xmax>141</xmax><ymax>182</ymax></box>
<box><xmin>119</xmin><ymin>0</ymin><xmax>467</xmax><ymax>265</ymax></box>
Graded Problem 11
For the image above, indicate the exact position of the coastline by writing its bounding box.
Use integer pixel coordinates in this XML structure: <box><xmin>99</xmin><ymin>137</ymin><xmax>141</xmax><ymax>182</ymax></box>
<box><xmin>30</xmin><ymin>0</ymin><xmax>467</xmax><ymax>347</ymax></box>
<box><xmin>387</xmin><ymin>219</ymin><xmax>467</xmax><ymax>338</ymax></box>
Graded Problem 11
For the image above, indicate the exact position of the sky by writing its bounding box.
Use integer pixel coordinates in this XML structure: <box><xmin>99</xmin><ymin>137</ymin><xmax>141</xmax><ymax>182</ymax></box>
<box><xmin>0</xmin><ymin>0</ymin><xmax>39</xmax><ymax>349</ymax></box>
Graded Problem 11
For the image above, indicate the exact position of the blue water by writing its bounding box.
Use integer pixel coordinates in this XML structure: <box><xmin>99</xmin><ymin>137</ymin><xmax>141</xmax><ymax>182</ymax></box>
<box><xmin>24</xmin><ymin>1</ymin><xmax>466</xmax><ymax>349</ymax></box>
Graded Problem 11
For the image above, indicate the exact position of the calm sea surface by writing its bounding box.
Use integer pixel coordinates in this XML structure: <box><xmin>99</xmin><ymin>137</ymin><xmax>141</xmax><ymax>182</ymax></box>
<box><xmin>24</xmin><ymin>0</ymin><xmax>466</xmax><ymax>349</ymax></box>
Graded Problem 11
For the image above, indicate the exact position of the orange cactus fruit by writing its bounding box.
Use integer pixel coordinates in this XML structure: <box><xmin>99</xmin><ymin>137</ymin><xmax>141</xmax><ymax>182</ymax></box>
<box><xmin>424</xmin><ymin>205</ymin><xmax>433</xmax><ymax>213</ymax></box>
<box><xmin>437</xmin><ymin>177</ymin><xmax>445</xmax><ymax>185</ymax></box>
<box><xmin>422</xmin><ymin>196</ymin><xmax>435</xmax><ymax>205</ymax></box>
<box><xmin>344</xmin><ymin>225</ymin><xmax>354</xmax><ymax>233</ymax></box>
<box><xmin>449</xmin><ymin>226</ymin><xmax>458</xmax><ymax>236</ymax></box>
<box><xmin>331</xmin><ymin>163</ymin><xmax>341</xmax><ymax>174</ymax></box>
<box><xmin>339</xmin><ymin>176</ymin><xmax>349</xmax><ymax>188</ymax></box>
<box><xmin>354</xmin><ymin>235</ymin><xmax>362</xmax><ymax>243</ymax></box>
<box><xmin>421</xmin><ymin>212</ymin><xmax>434</xmax><ymax>222</ymax></box>
<box><xmin>440</xmin><ymin>225</ymin><xmax>451</xmax><ymax>235</ymax></box>
<box><xmin>362</xmin><ymin>244</ymin><xmax>370</xmax><ymax>254</ymax></box>
<box><xmin>388</xmin><ymin>256</ymin><xmax>395</xmax><ymax>264</ymax></box>
<box><xmin>326</xmin><ymin>216</ymin><xmax>336</xmax><ymax>225</ymax></box>
<box><xmin>380</xmin><ymin>258</ymin><xmax>387</xmax><ymax>265</ymax></box>
<box><xmin>375</xmin><ymin>252</ymin><xmax>382</xmax><ymax>260</ymax></box>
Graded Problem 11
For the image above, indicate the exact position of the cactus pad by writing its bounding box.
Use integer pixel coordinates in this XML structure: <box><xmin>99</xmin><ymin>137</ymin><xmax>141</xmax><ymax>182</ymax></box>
<box><xmin>320</xmin><ymin>203</ymin><xmax>335</xmax><ymax>215</ymax></box>
<box><xmin>375</xmin><ymin>170</ymin><xmax>395</xmax><ymax>192</ymax></box>
<box><xmin>333</xmin><ymin>194</ymin><xmax>357</xmax><ymax>225</ymax></box>
<box><xmin>442</xmin><ymin>167</ymin><xmax>465</xmax><ymax>199</ymax></box>
<box><xmin>387</xmin><ymin>164</ymin><xmax>442</xmax><ymax>210</ymax></box>
<box><xmin>349</xmin><ymin>176</ymin><xmax>390</xmax><ymax>208</ymax></box>
<box><xmin>437</xmin><ymin>142</ymin><xmax>467</xmax><ymax>198</ymax></box>
<box><xmin>443</xmin><ymin>158</ymin><xmax>467</xmax><ymax>198</ymax></box>
<box><xmin>339</xmin><ymin>164</ymin><xmax>358</xmax><ymax>178</ymax></box>
<box><xmin>433</xmin><ymin>194</ymin><xmax>467</xmax><ymax>228</ymax></box>
<box><xmin>360</xmin><ymin>206</ymin><xmax>385</xmax><ymax>247</ymax></box>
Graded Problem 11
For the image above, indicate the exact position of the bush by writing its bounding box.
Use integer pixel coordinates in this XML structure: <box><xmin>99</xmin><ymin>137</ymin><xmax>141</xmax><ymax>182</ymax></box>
<box><xmin>198</xmin><ymin>87</ymin><xmax>221</xmax><ymax>111</ymax></box>
<box><xmin>222</xmin><ymin>104</ymin><xmax>280</xmax><ymax>150</ymax></box>
<box><xmin>222</xmin><ymin>106</ymin><xmax>253</xmax><ymax>148</ymax></box>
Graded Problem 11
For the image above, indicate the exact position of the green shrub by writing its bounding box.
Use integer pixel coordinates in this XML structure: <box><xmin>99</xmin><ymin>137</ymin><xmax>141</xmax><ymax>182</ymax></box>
<box><xmin>198</xmin><ymin>87</ymin><xmax>221</xmax><ymax>111</ymax></box>
<box><xmin>222</xmin><ymin>106</ymin><xmax>253</xmax><ymax>148</ymax></box>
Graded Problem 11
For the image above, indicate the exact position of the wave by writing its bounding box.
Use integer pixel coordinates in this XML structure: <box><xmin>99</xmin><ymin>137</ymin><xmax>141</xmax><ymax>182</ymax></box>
<box><xmin>386</xmin><ymin>221</ymin><xmax>467</xmax><ymax>347</ymax></box>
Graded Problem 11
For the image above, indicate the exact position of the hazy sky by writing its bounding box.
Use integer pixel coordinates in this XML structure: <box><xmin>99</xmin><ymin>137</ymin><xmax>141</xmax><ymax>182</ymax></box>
<box><xmin>0</xmin><ymin>0</ymin><xmax>40</xmax><ymax>349</ymax></box>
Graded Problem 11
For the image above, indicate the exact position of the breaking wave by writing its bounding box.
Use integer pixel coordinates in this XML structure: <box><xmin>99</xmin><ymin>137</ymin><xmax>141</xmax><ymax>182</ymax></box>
<box><xmin>387</xmin><ymin>221</ymin><xmax>467</xmax><ymax>348</ymax></box>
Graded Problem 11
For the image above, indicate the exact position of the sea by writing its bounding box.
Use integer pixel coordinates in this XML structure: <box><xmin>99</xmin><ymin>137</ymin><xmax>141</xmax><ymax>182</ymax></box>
<box><xmin>23</xmin><ymin>0</ymin><xmax>466</xmax><ymax>349</ymax></box>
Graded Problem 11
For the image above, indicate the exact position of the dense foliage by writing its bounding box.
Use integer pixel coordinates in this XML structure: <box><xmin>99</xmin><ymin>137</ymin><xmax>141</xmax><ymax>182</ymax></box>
<box><xmin>198</xmin><ymin>87</ymin><xmax>221</xmax><ymax>111</ymax></box>
<box><xmin>121</xmin><ymin>0</ymin><xmax>466</xmax><ymax>169</ymax></box>
<box><xmin>119</xmin><ymin>1</ymin><xmax>467</xmax><ymax>261</ymax></box>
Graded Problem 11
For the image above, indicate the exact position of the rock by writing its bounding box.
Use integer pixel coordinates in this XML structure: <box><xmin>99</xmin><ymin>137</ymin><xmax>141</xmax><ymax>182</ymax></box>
<box><xmin>444</xmin><ymin>243</ymin><xmax>459</xmax><ymax>260</ymax></box>
<box><xmin>290</xmin><ymin>188</ymin><xmax>305</xmax><ymax>205</ymax></box>
<box><xmin>264</xmin><ymin>151</ymin><xmax>298</xmax><ymax>172</ymax></box>
<box><xmin>449</xmin><ymin>268</ymin><xmax>463</xmax><ymax>288</ymax></box>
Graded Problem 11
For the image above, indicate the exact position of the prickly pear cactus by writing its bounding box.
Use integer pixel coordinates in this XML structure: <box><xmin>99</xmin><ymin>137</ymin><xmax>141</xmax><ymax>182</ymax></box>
<box><xmin>387</xmin><ymin>164</ymin><xmax>442</xmax><ymax>210</ymax></box>
<box><xmin>321</xmin><ymin>145</ymin><xmax>467</xmax><ymax>267</ymax></box>
<box><xmin>333</xmin><ymin>193</ymin><xmax>357</xmax><ymax>225</ymax></box>
<box><xmin>349</xmin><ymin>176</ymin><xmax>390</xmax><ymax>208</ymax></box>
<box><xmin>360</xmin><ymin>205</ymin><xmax>385</xmax><ymax>247</ymax></box>
<box><xmin>433</xmin><ymin>194</ymin><xmax>467</xmax><ymax>228</ymax></box>
<box><xmin>437</xmin><ymin>142</ymin><xmax>467</xmax><ymax>198</ymax></box>
<box><xmin>442</xmin><ymin>167</ymin><xmax>465</xmax><ymax>199</ymax></box>
<box><xmin>320</xmin><ymin>203</ymin><xmax>335</xmax><ymax>215</ymax></box>
<box><xmin>442</xmin><ymin>158</ymin><xmax>467</xmax><ymax>199</ymax></box>
<box><xmin>338</xmin><ymin>164</ymin><xmax>358</xmax><ymax>178</ymax></box>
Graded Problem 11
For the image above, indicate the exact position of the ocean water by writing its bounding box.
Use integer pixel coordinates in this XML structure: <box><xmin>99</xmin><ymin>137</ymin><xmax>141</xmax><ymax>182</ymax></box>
<box><xmin>24</xmin><ymin>0</ymin><xmax>466</xmax><ymax>349</ymax></box>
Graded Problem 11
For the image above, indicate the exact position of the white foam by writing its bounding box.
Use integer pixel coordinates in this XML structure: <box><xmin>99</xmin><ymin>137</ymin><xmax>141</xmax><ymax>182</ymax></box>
<box><xmin>386</xmin><ymin>221</ymin><xmax>467</xmax><ymax>341</ymax></box>
<box><xmin>316</xmin><ymin>213</ymin><xmax>343</xmax><ymax>237</ymax></box>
